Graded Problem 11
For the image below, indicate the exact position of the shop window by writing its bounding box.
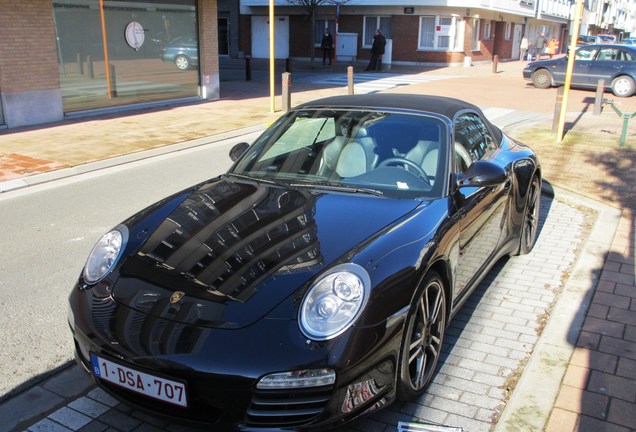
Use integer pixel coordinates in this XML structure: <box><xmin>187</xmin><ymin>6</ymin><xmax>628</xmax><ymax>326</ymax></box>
<box><xmin>53</xmin><ymin>0</ymin><xmax>199</xmax><ymax>113</ymax></box>
<box><xmin>363</xmin><ymin>16</ymin><xmax>391</xmax><ymax>48</ymax></box>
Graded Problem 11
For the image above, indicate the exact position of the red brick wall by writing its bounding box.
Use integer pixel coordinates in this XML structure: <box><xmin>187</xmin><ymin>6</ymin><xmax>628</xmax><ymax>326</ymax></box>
<box><xmin>0</xmin><ymin>0</ymin><xmax>60</xmax><ymax>93</ymax></box>
<box><xmin>198</xmin><ymin>0</ymin><xmax>219</xmax><ymax>76</ymax></box>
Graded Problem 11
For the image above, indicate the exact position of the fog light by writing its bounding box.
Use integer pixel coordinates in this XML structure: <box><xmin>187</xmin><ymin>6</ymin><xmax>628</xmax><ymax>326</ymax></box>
<box><xmin>257</xmin><ymin>369</ymin><xmax>336</xmax><ymax>389</ymax></box>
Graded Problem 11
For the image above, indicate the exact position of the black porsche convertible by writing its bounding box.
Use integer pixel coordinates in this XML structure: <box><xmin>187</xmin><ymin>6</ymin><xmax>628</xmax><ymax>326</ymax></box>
<box><xmin>68</xmin><ymin>94</ymin><xmax>541</xmax><ymax>430</ymax></box>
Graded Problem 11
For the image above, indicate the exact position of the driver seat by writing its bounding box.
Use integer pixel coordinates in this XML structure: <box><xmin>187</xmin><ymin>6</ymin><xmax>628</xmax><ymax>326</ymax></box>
<box><xmin>405</xmin><ymin>140</ymin><xmax>439</xmax><ymax>184</ymax></box>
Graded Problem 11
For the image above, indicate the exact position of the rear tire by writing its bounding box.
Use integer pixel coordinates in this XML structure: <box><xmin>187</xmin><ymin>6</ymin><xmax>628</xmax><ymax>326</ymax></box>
<box><xmin>611</xmin><ymin>75</ymin><xmax>635</xmax><ymax>97</ymax></box>
<box><xmin>517</xmin><ymin>176</ymin><xmax>541</xmax><ymax>255</ymax></box>
<box><xmin>397</xmin><ymin>271</ymin><xmax>446</xmax><ymax>401</ymax></box>
<box><xmin>531</xmin><ymin>69</ymin><xmax>552</xmax><ymax>89</ymax></box>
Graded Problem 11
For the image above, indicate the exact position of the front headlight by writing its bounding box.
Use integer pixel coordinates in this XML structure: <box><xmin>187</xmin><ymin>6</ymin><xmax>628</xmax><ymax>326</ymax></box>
<box><xmin>83</xmin><ymin>225</ymin><xmax>128</xmax><ymax>284</ymax></box>
<box><xmin>299</xmin><ymin>263</ymin><xmax>370</xmax><ymax>341</ymax></box>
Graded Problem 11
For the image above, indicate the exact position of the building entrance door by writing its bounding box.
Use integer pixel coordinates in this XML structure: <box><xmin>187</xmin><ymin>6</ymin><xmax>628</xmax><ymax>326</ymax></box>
<box><xmin>218</xmin><ymin>17</ymin><xmax>229</xmax><ymax>56</ymax></box>
<box><xmin>512</xmin><ymin>24</ymin><xmax>522</xmax><ymax>60</ymax></box>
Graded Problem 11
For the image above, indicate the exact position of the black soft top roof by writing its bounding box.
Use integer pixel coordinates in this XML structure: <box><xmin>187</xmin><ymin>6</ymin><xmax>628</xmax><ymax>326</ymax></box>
<box><xmin>297</xmin><ymin>94</ymin><xmax>483</xmax><ymax>120</ymax></box>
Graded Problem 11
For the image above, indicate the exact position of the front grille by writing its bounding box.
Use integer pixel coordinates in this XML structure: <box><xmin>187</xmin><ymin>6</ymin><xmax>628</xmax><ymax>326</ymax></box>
<box><xmin>246</xmin><ymin>385</ymin><xmax>334</xmax><ymax>427</ymax></box>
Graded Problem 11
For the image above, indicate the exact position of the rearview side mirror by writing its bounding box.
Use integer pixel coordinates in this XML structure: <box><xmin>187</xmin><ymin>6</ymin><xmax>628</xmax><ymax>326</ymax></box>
<box><xmin>456</xmin><ymin>161</ymin><xmax>507</xmax><ymax>188</ymax></box>
<box><xmin>229</xmin><ymin>142</ymin><xmax>250</xmax><ymax>162</ymax></box>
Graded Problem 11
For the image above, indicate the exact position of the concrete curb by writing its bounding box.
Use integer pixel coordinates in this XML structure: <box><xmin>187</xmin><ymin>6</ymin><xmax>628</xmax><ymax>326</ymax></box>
<box><xmin>0</xmin><ymin>124</ymin><xmax>267</xmax><ymax>194</ymax></box>
<box><xmin>494</xmin><ymin>183</ymin><xmax>622</xmax><ymax>432</ymax></box>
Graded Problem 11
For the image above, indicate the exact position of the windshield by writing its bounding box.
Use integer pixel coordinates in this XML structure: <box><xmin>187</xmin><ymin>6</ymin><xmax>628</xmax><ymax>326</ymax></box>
<box><xmin>230</xmin><ymin>108</ymin><xmax>448</xmax><ymax>198</ymax></box>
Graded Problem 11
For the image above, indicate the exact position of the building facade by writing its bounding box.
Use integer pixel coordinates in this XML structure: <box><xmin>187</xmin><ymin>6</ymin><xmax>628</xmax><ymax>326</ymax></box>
<box><xmin>0</xmin><ymin>0</ymin><xmax>221</xmax><ymax>129</ymax></box>
<box><xmin>239</xmin><ymin>0</ymin><xmax>574</xmax><ymax>66</ymax></box>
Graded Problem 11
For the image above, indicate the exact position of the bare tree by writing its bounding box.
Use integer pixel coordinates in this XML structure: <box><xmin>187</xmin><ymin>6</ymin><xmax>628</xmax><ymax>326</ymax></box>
<box><xmin>286</xmin><ymin>0</ymin><xmax>348</xmax><ymax>63</ymax></box>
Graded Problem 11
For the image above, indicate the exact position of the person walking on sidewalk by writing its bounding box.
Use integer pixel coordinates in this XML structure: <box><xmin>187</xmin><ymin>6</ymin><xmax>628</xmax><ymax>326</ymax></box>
<box><xmin>548</xmin><ymin>37</ymin><xmax>558</xmax><ymax>59</ymax></box>
<box><xmin>535</xmin><ymin>32</ymin><xmax>547</xmax><ymax>59</ymax></box>
<box><xmin>321</xmin><ymin>28</ymin><xmax>333</xmax><ymax>66</ymax></box>
<box><xmin>520</xmin><ymin>35</ymin><xmax>529</xmax><ymax>61</ymax></box>
<box><xmin>364</xmin><ymin>29</ymin><xmax>386</xmax><ymax>71</ymax></box>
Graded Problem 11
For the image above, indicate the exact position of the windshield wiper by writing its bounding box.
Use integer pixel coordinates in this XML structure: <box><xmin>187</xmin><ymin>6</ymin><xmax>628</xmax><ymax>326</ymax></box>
<box><xmin>290</xmin><ymin>181</ymin><xmax>384</xmax><ymax>197</ymax></box>
<box><xmin>223</xmin><ymin>173</ymin><xmax>297</xmax><ymax>189</ymax></box>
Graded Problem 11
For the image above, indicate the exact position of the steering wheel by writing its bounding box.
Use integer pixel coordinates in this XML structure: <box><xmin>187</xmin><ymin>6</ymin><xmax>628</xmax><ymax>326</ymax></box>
<box><xmin>377</xmin><ymin>157</ymin><xmax>430</xmax><ymax>185</ymax></box>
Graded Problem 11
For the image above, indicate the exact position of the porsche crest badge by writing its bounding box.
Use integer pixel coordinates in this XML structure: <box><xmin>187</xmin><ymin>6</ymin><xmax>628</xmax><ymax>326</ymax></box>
<box><xmin>170</xmin><ymin>291</ymin><xmax>185</xmax><ymax>304</ymax></box>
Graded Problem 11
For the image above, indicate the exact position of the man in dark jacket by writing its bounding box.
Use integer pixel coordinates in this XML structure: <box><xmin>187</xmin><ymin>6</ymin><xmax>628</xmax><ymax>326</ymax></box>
<box><xmin>365</xmin><ymin>29</ymin><xmax>386</xmax><ymax>71</ymax></box>
<box><xmin>321</xmin><ymin>29</ymin><xmax>333</xmax><ymax>65</ymax></box>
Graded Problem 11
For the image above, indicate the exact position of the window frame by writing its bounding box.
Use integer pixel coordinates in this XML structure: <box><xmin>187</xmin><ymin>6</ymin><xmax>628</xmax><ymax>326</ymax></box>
<box><xmin>314</xmin><ymin>19</ymin><xmax>335</xmax><ymax>47</ymax></box>
<box><xmin>483</xmin><ymin>21</ymin><xmax>492</xmax><ymax>40</ymax></box>
<box><xmin>471</xmin><ymin>18</ymin><xmax>481</xmax><ymax>51</ymax></box>
<box><xmin>362</xmin><ymin>16</ymin><xmax>391</xmax><ymax>48</ymax></box>
<box><xmin>417</xmin><ymin>15</ymin><xmax>461</xmax><ymax>51</ymax></box>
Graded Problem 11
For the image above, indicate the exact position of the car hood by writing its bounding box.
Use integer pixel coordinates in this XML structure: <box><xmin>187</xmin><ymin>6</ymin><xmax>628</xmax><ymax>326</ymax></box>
<box><xmin>111</xmin><ymin>177</ymin><xmax>422</xmax><ymax>329</ymax></box>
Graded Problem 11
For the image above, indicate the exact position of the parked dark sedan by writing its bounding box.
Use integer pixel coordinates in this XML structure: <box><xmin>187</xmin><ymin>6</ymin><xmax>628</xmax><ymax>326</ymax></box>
<box><xmin>523</xmin><ymin>43</ymin><xmax>636</xmax><ymax>97</ymax></box>
<box><xmin>68</xmin><ymin>94</ymin><xmax>541</xmax><ymax>430</ymax></box>
<box><xmin>160</xmin><ymin>34</ymin><xmax>199</xmax><ymax>70</ymax></box>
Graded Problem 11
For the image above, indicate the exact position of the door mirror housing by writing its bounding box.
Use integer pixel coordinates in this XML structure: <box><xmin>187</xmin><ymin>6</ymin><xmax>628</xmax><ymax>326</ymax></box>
<box><xmin>229</xmin><ymin>142</ymin><xmax>250</xmax><ymax>162</ymax></box>
<box><xmin>456</xmin><ymin>161</ymin><xmax>507</xmax><ymax>188</ymax></box>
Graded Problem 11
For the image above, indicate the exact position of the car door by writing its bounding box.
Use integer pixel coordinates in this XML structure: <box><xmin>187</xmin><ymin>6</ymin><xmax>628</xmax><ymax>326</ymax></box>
<box><xmin>451</xmin><ymin>113</ymin><xmax>509</xmax><ymax>298</ymax></box>
<box><xmin>587</xmin><ymin>46</ymin><xmax>622</xmax><ymax>87</ymax></box>
<box><xmin>571</xmin><ymin>45</ymin><xmax>599</xmax><ymax>86</ymax></box>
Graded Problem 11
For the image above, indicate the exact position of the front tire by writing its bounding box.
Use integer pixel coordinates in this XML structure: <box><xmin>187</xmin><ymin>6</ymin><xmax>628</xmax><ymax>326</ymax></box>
<box><xmin>397</xmin><ymin>271</ymin><xmax>446</xmax><ymax>401</ymax></box>
<box><xmin>531</xmin><ymin>69</ymin><xmax>552</xmax><ymax>89</ymax></box>
<box><xmin>517</xmin><ymin>176</ymin><xmax>541</xmax><ymax>255</ymax></box>
<box><xmin>611</xmin><ymin>75</ymin><xmax>635</xmax><ymax>97</ymax></box>
<box><xmin>175</xmin><ymin>55</ymin><xmax>190</xmax><ymax>71</ymax></box>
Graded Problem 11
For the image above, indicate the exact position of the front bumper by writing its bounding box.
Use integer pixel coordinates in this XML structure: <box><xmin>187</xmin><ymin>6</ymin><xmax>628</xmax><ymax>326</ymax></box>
<box><xmin>68</xmin><ymin>285</ymin><xmax>402</xmax><ymax>430</ymax></box>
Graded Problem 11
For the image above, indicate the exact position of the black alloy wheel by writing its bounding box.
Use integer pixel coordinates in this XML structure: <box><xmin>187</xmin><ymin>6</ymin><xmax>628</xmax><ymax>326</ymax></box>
<box><xmin>518</xmin><ymin>176</ymin><xmax>541</xmax><ymax>255</ymax></box>
<box><xmin>397</xmin><ymin>271</ymin><xmax>446</xmax><ymax>400</ymax></box>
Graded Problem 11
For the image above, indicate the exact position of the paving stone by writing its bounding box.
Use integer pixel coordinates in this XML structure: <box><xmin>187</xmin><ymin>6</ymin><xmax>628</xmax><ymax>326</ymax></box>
<box><xmin>616</xmin><ymin>357</ymin><xmax>636</xmax><ymax>380</ymax></box>
<box><xmin>77</xmin><ymin>420</ymin><xmax>109</xmax><ymax>432</ymax></box>
<box><xmin>598</xmin><ymin>335</ymin><xmax>636</xmax><ymax>361</ymax></box>
<box><xmin>400</xmin><ymin>402</ymin><xmax>448</xmax><ymax>425</ymax></box>
<box><xmin>444</xmin><ymin>414</ymin><xmax>490</xmax><ymax>432</ymax></box>
<box><xmin>0</xmin><ymin>387</ymin><xmax>64</xmax><ymax>432</ymax></box>
<box><xmin>582</xmin><ymin>316</ymin><xmax>626</xmax><ymax>338</ymax></box>
<box><xmin>43</xmin><ymin>367</ymin><xmax>93</xmax><ymax>400</ymax></box>
<box><xmin>67</xmin><ymin>397</ymin><xmax>110</xmax><ymax>419</ymax></box>
<box><xmin>27</xmin><ymin>418</ymin><xmax>73</xmax><ymax>432</ymax></box>
<box><xmin>97</xmin><ymin>409</ymin><xmax>141</xmax><ymax>432</ymax></box>
<box><xmin>587</xmin><ymin>370</ymin><xmax>636</xmax><ymax>401</ymax></box>
<box><xmin>85</xmin><ymin>389</ymin><xmax>117</xmax><ymax>408</ymax></box>
<box><xmin>49</xmin><ymin>407</ymin><xmax>92</xmax><ymax>431</ymax></box>
<box><xmin>545</xmin><ymin>408</ymin><xmax>578</xmax><ymax>432</ymax></box>
<box><xmin>607</xmin><ymin>398</ymin><xmax>636</xmax><ymax>429</ymax></box>
<box><xmin>578</xmin><ymin>413</ymin><xmax>631</xmax><ymax>432</ymax></box>
<box><xmin>555</xmin><ymin>385</ymin><xmax>609</xmax><ymax>420</ymax></box>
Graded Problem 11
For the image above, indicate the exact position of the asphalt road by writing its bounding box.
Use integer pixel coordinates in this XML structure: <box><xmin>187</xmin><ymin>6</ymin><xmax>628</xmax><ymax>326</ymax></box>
<box><xmin>0</xmin><ymin>132</ymin><xmax>260</xmax><ymax>399</ymax></box>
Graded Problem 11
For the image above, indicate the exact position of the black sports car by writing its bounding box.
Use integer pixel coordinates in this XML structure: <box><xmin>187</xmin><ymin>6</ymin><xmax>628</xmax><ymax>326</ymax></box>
<box><xmin>68</xmin><ymin>94</ymin><xmax>541</xmax><ymax>430</ymax></box>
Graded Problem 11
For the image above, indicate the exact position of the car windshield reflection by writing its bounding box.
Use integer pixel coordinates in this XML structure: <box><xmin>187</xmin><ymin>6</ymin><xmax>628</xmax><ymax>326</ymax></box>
<box><xmin>229</xmin><ymin>109</ymin><xmax>447</xmax><ymax>199</ymax></box>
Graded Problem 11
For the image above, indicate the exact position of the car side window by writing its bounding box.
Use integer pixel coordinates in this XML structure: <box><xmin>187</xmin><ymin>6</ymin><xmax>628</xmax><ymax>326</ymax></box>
<box><xmin>597</xmin><ymin>48</ymin><xmax>619</xmax><ymax>61</ymax></box>
<box><xmin>575</xmin><ymin>46</ymin><xmax>598</xmax><ymax>61</ymax></box>
<box><xmin>453</xmin><ymin>113</ymin><xmax>497</xmax><ymax>173</ymax></box>
<box><xmin>619</xmin><ymin>50</ymin><xmax>635</xmax><ymax>62</ymax></box>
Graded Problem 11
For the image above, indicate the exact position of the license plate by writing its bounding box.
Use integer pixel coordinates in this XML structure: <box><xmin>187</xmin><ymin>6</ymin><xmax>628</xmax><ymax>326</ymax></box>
<box><xmin>91</xmin><ymin>353</ymin><xmax>188</xmax><ymax>407</ymax></box>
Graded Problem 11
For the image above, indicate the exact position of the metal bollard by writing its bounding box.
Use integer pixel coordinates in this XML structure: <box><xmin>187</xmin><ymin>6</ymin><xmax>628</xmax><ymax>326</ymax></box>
<box><xmin>109</xmin><ymin>63</ymin><xmax>117</xmax><ymax>97</ymax></box>
<box><xmin>552</xmin><ymin>86</ymin><xmax>564</xmax><ymax>134</ymax></box>
<box><xmin>593</xmin><ymin>79</ymin><xmax>605</xmax><ymax>115</ymax></box>
<box><xmin>492</xmin><ymin>55</ymin><xmax>499</xmax><ymax>73</ymax></box>
<box><xmin>245</xmin><ymin>56</ymin><xmax>251</xmax><ymax>81</ymax></box>
<box><xmin>347</xmin><ymin>66</ymin><xmax>354</xmax><ymax>95</ymax></box>
<box><xmin>77</xmin><ymin>53</ymin><xmax>84</xmax><ymax>75</ymax></box>
<box><xmin>86</xmin><ymin>55</ymin><xmax>94</xmax><ymax>79</ymax></box>
<box><xmin>282</xmin><ymin>72</ymin><xmax>292</xmax><ymax>112</ymax></box>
